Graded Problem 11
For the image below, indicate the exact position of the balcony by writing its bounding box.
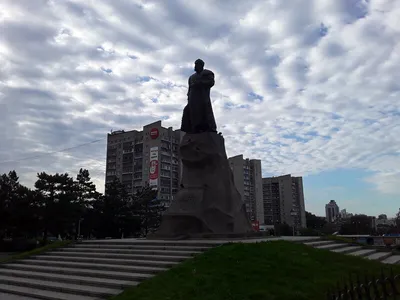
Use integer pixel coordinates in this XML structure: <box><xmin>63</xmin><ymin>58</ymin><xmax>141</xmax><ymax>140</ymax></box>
<box><xmin>123</xmin><ymin>149</ymin><xmax>134</xmax><ymax>154</ymax></box>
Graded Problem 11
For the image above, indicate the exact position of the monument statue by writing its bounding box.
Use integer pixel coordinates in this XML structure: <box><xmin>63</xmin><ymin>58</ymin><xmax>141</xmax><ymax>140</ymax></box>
<box><xmin>181</xmin><ymin>59</ymin><xmax>217</xmax><ymax>134</ymax></box>
<box><xmin>151</xmin><ymin>59</ymin><xmax>254</xmax><ymax>239</ymax></box>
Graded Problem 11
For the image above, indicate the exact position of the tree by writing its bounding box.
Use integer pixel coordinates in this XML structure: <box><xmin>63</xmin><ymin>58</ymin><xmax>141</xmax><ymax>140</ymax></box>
<box><xmin>340</xmin><ymin>214</ymin><xmax>375</xmax><ymax>235</ymax></box>
<box><xmin>35</xmin><ymin>172</ymin><xmax>77</xmax><ymax>243</ymax></box>
<box><xmin>92</xmin><ymin>177</ymin><xmax>138</xmax><ymax>238</ymax></box>
<box><xmin>132</xmin><ymin>186</ymin><xmax>165</xmax><ymax>237</ymax></box>
<box><xmin>275</xmin><ymin>223</ymin><xmax>293</xmax><ymax>236</ymax></box>
<box><xmin>305</xmin><ymin>211</ymin><xmax>327</xmax><ymax>230</ymax></box>
<box><xmin>0</xmin><ymin>171</ymin><xmax>23</xmax><ymax>238</ymax></box>
<box><xmin>7</xmin><ymin>185</ymin><xmax>41</xmax><ymax>238</ymax></box>
<box><xmin>73</xmin><ymin>169</ymin><xmax>100</xmax><ymax>238</ymax></box>
<box><xmin>396</xmin><ymin>209</ymin><xmax>400</xmax><ymax>228</ymax></box>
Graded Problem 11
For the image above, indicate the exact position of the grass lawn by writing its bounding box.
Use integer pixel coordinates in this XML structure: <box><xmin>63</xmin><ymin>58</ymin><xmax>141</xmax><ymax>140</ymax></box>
<box><xmin>0</xmin><ymin>240</ymin><xmax>72</xmax><ymax>264</ymax></box>
<box><xmin>111</xmin><ymin>240</ymin><xmax>400</xmax><ymax>300</ymax></box>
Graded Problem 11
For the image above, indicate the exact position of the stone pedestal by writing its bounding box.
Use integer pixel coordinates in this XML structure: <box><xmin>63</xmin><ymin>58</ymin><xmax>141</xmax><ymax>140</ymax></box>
<box><xmin>151</xmin><ymin>132</ymin><xmax>253</xmax><ymax>239</ymax></box>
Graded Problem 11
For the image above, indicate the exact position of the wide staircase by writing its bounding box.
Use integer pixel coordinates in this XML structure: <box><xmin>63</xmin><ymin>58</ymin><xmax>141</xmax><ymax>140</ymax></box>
<box><xmin>0</xmin><ymin>239</ymin><xmax>222</xmax><ymax>300</ymax></box>
<box><xmin>304</xmin><ymin>239</ymin><xmax>400</xmax><ymax>264</ymax></box>
<box><xmin>0</xmin><ymin>237</ymin><xmax>398</xmax><ymax>299</ymax></box>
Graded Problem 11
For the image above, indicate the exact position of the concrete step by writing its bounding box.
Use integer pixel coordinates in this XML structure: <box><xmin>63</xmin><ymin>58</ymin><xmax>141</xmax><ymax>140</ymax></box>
<box><xmin>59</xmin><ymin>248</ymin><xmax>201</xmax><ymax>257</ymax></box>
<box><xmin>381</xmin><ymin>255</ymin><xmax>400</xmax><ymax>265</ymax></box>
<box><xmin>0</xmin><ymin>283</ymin><xmax>98</xmax><ymax>300</ymax></box>
<box><xmin>57</xmin><ymin>247</ymin><xmax>197</xmax><ymax>256</ymax></box>
<box><xmin>304</xmin><ymin>240</ymin><xmax>335</xmax><ymax>247</ymax></box>
<box><xmin>331</xmin><ymin>246</ymin><xmax>362</xmax><ymax>254</ymax></box>
<box><xmin>0</xmin><ymin>268</ymin><xmax>137</xmax><ymax>289</ymax></box>
<box><xmin>0</xmin><ymin>275</ymin><xmax>121</xmax><ymax>298</ymax></box>
<box><xmin>0</xmin><ymin>293</ymin><xmax>39</xmax><ymax>300</ymax></box>
<box><xmin>315</xmin><ymin>243</ymin><xmax>347</xmax><ymax>250</ymax></box>
<box><xmin>3</xmin><ymin>264</ymin><xmax>153</xmax><ymax>281</ymax></box>
<box><xmin>71</xmin><ymin>244</ymin><xmax>211</xmax><ymax>251</ymax></box>
<box><xmin>349</xmin><ymin>249</ymin><xmax>377</xmax><ymax>257</ymax></box>
<box><xmin>365</xmin><ymin>252</ymin><xmax>393</xmax><ymax>261</ymax></box>
<box><xmin>18</xmin><ymin>259</ymin><xmax>167</xmax><ymax>274</ymax></box>
<box><xmin>48</xmin><ymin>250</ymin><xmax>191</xmax><ymax>261</ymax></box>
<box><xmin>80</xmin><ymin>239</ymin><xmax>224</xmax><ymax>247</ymax></box>
<box><xmin>35</xmin><ymin>255</ymin><xmax>181</xmax><ymax>268</ymax></box>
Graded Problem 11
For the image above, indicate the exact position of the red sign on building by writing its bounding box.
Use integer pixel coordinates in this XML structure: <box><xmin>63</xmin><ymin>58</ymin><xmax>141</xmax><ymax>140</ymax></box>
<box><xmin>251</xmin><ymin>221</ymin><xmax>260</xmax><ymax>231</ymax></box>
<box><xmin>149</xmin><ymin>160</ymin><xmax>159</xmax><ymax>180</ymax></box>
<box><xmin>150</xmin><ymin>128</ymin><xmax>159</xmax><ymax>139</ymax></box>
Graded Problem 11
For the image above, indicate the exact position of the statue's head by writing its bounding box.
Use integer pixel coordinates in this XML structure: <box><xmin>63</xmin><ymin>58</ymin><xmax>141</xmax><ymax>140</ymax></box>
<box><xmin>194</xmin><ymin>59</ymin><xmax>204</xmax><ymax>73</ymax></box>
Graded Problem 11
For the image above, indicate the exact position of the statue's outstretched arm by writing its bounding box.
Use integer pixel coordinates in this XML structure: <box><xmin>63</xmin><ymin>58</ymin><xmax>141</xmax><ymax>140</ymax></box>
<box><xmin>201</xmin><ymin>72</ymin><xmax>215</xmax><ymax>88</ymax></box>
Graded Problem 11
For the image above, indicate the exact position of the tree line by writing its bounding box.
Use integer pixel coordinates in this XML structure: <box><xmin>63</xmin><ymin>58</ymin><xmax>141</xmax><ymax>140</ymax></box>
<box><xmin>0</xmin><ymin>169</ymin><xmax>165</xmax><ymax>245</ymax></box>
<box><xmin>303</xmin><ymin>211</ymin><xmax>400</xmax><ymax>236</ymax></box>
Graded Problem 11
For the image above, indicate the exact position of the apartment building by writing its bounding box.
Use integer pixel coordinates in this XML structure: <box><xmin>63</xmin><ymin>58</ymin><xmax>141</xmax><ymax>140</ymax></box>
<box><xmin>228</xmin><ymin>155</ymin><xmax>263</xmax><ymax>222</ymax></box>
<box><xmin>325</xmin><ymin>200</ymin><xmax>340</xmax><ymax>223</ymax></box>
<box><xmin>105</xmin><ymin>120</ymin><xmax>184</xmax><ymax>206</ymax></box>
<box><xmin>262</xmin><ymin>174</ymin><xmax>306</xmax><ymax>228</ymax></box>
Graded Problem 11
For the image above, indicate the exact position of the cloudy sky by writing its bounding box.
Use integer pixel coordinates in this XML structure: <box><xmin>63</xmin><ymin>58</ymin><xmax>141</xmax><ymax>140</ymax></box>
<box><xmin>1</xmin><ymin>0</ymin><xmax>399</xmax><ymax>217</ymax></box>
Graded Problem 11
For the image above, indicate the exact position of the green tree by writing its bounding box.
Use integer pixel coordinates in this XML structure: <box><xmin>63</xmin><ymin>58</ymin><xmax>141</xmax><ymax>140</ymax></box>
<box><xmin>340</xmin><ymin>214</ymin><xmax>375</xmax><ymax>235</ymax></box>
<box><xmin>133</xmin><ymin>186</ymin><xmax>165</xmax><ymax>237</ymax></box>
<box><xmin>35</xmin><ymin>172</ymin><xmax>77</xmax><ymax>243</ymax></box>
<box><xmin>7</xmin><ymin>185</ymin><xmax>41</xmax><ymax>238</ymax></box>
<box><xmin>305</xmin><ymin>211</ymin><xmax>327</xmax><ymax>230</ymax></box>
<box><xmin>73</xmin><ymin>169</ymin><xmax>100</xmax><ymax>238</ymax></box>
<box><xmin>275</xmin><ymin>223</ymin><xmax>293</xmax><ymax>236</ymax></box>
<box><xmin>0</xmin><ymin>171</ymin><xmax>22</xmax><ymax>238</ymax></box>
<box><xmin>92</xmin><ymin>177</ymin><xmax>139</xmax><ymax>238</ymax></box>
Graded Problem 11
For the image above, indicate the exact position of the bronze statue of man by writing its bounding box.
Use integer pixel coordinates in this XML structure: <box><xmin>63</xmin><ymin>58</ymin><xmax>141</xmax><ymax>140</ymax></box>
<box><xmin>180</xmin><ymin>59</ymin><xmax>217</xmax><ymax>133</ymax></box>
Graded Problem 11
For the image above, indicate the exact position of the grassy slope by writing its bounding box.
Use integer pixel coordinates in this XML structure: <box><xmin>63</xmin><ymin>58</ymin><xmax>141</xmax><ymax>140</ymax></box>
<box><xmin>112</xmin><ymin>241</ymin><xmax>400</xmax><ymax>300</ymax></box>
<box><xmin>0</xmin><ymin>240</ymin><xmax>72</xmax><ymax>264</ymax></box>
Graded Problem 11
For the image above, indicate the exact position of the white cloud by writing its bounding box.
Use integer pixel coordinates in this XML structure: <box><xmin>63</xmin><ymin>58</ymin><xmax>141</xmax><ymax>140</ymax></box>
<box><xmin>0</xmin><ymin>0</ymin><xmax>399</xmax><ymax>205</ymax></box>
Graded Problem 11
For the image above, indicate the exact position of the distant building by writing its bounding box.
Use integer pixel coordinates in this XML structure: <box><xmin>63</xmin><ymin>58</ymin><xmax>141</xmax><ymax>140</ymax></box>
<box><xmin>262</xmin><ymin>174</ymin><xmax>306</xmax><ymax>228</ymax></box>
<box><xmin>325</xmin><ymin>200</ymin><xmax>340</xmax><ymax>223</ymax></box>
<box><xmin>228</xmin><ymin>155</ymin><xmax>263</xmax><ymax>222</ymax></box>
<box><xmin>376</xmin><ymin>218</ymin><xmax>396</xmax><ymax>227</ymax></box>
<box><xmin>340</xmin><ymin>209</ymin><xmax>352</xmax><ymax>219</ymax></box>
<box><xmin>105</xmin><ymin>120</ymin><xmax>184</xmax><ymax>207</ymax></box>
<box><xmin>378</xmin><ymin>214</ymin><xmax>388</xmax><ymax>220</ymax></box>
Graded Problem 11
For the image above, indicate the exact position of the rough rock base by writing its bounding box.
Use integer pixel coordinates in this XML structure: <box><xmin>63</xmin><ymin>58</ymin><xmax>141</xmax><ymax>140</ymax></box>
<box><xmin>151</xmin><ymin>132</ymin><xmax>254</xmax><ymax>239</ymax></box>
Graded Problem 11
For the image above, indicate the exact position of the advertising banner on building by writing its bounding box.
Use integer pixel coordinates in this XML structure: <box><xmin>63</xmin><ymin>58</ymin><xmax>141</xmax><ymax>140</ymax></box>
<box><xmin>149</xmin><ymin>147</ymin><xmax>159</xmax><ymax>187</ymax></box>
<box><xmin>251</xmin><ymin>221</ymin><xmax>260</xmax><ymax>232</ymax></box>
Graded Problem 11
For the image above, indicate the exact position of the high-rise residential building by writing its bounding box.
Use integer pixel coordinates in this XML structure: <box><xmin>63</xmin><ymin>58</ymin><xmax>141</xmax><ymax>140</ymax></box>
<box><xmin>228</xmin><ymin>155</ymin><xmax>263</xmax><ymax>222</ymax></box>
<box><xmin>105</xmin><ymin>120</ymin><xmax>184</xmax><ymax>207</ymax></box>
<box><xmin>325</xmin><ymin>200</ymin><xmax>340</xmax><ymax>223</ymax></box>
<box><xmin>262</xmin><ymin>174</ymin><xmax>306</xmax><ymax>228</ymax></box>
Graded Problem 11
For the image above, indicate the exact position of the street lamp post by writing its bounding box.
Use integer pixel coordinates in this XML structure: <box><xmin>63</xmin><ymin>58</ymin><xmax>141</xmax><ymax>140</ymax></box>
<box><xmin>290</xmin><ymin>209</ymin><xmax>298</xmax><ymax>236</ymax></box>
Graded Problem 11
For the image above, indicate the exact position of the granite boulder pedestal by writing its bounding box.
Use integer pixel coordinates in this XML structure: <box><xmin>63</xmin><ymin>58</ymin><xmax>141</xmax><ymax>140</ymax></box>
<box><xmin>151</xmin><ymin>131</ymin><xmax>256</xmax><ymax>239</ymax></box>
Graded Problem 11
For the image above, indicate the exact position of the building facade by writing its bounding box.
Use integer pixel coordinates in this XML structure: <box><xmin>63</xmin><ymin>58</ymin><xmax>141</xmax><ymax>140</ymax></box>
<box><xmin>325</xmin><ymin>200</ymin><xmax>340</xmax><ymax>223</ymax></box>
<box><xmin>105</xmin><ymin>121</ymin><xmax>184</xmax><ymax>207</ymax></box>
<box><xmin>340</xmin><ymin>209</ymin><xmax>353</xmax><ymax>219</ymax></box>
<box><xmin>262</xmin><ymin>174</ymin><xmax>306</xmax><ymax>228</ymax></box>
<box><xmin>228</xmin><ymin>155</ymin><xmax>263</xmax><ymax>222</ymax></box>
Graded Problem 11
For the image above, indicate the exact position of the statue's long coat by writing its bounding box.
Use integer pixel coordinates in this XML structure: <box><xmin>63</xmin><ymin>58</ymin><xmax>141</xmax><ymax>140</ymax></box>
<box><xmin>180</xmin><ymin>69</ymin><xmax>217</xmax><ymax>133</ymax></box>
